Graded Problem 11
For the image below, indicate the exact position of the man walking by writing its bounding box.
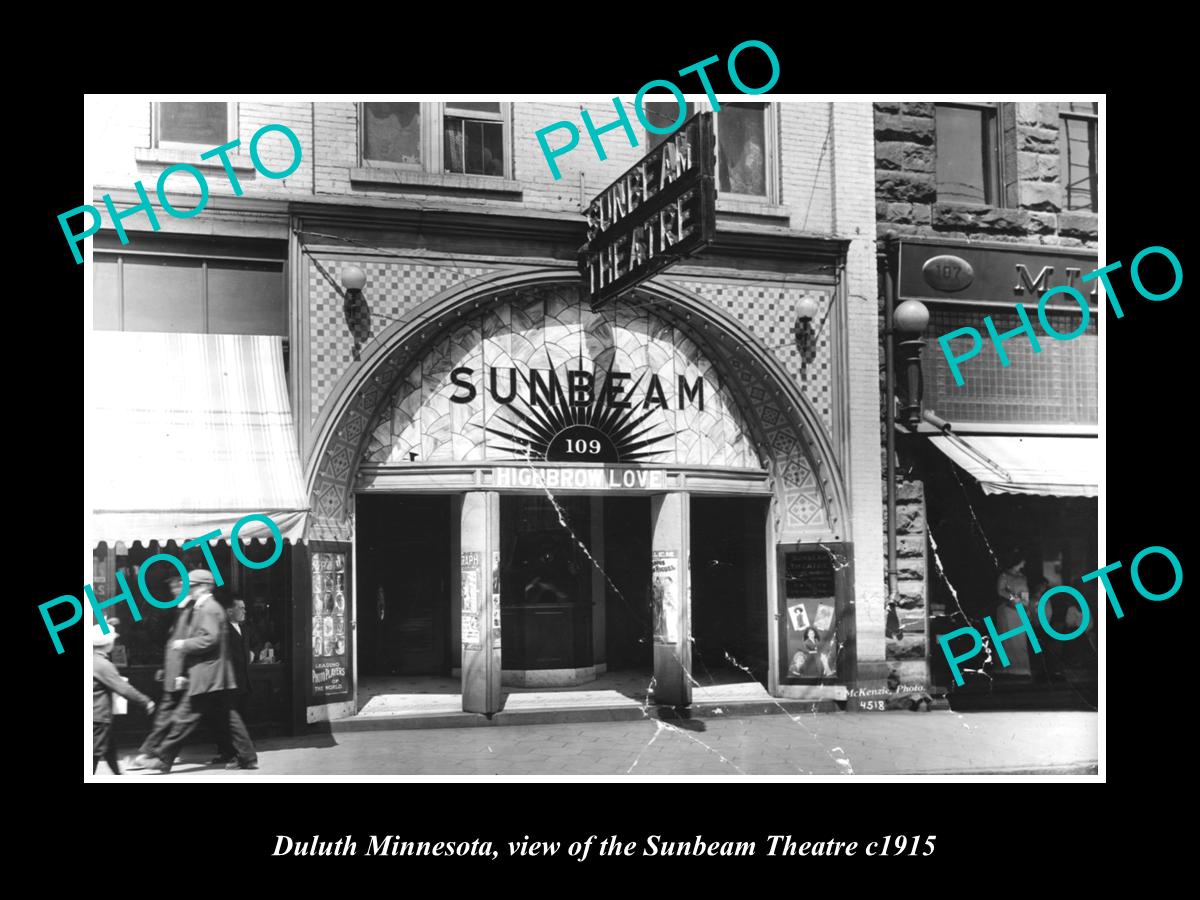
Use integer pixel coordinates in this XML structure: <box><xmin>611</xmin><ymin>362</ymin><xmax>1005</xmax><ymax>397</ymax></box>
<box><xmin>145</xmin><ymin>571</ymin><xmax>258</xmax><ymax>773</ymax></box>
<box><xmin>129</xmin><ymin>575</ymin><xmax>191</xmax><ymax>769</ymax></box>
<box><xmin>212</xmin><ymin>597</ymin><xmax>255</xmax><ymax>765</ymax></box>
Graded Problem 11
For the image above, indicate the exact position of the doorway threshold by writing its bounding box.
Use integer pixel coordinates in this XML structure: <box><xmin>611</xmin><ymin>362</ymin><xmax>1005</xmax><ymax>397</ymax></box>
<box><xmin>327</xmin><ymin>671</ymin><xmax>835</xmax><ymax>733</ymax></box>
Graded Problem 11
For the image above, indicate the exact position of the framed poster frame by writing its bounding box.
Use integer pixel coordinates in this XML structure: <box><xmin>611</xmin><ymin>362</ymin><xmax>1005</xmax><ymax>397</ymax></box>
<box><xmin>775</xmin><ymin>541</ymin><xmax>856</xmax><ymax>687</ymax></box>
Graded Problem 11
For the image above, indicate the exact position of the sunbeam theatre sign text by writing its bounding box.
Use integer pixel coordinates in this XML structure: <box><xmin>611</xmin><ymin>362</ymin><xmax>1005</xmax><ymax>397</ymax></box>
<box><xmin>581</xmin><ymin>112</ymin><xmax>716</xmax><ymax>310</ymax></box>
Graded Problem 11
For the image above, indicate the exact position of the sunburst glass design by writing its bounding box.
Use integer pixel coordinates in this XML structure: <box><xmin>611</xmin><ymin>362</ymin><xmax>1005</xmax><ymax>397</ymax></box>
<box><xmin>486</xmin><ymin>366</ymin><xmax>676</xmax><ymax>463</ymax></box>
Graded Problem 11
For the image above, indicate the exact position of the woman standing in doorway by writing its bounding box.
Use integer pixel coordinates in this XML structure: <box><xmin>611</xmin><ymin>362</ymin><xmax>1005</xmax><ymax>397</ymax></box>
<box><xmin>994</xmin><ymin>554</ymin><xmax>1033</xmax><ymax>678</ymax></box>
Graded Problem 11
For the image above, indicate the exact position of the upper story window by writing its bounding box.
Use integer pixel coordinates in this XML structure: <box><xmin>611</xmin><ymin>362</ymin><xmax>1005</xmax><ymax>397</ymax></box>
<box><xmin>935</xmin><ymin>103</ymin><xmax>1001</xmax><ymax>205</ymax></box>
<box><xmin>361</xmin><ymin>102</ymin><xmax>510</xmax><ymax>177</ymax></box>
<box><xmin>1060</xmin><ymin>102</ymin><xmax>1098</xmax><ymax>212</ymax></box>
<box><xmin>362</xmin><ymin>102</ymin><xmax>421</xmax><ymax>167</ymax></box>
<box><xmin>643</xmin><ymin>101</ymin><xmax>777</xmax><ymax>202</ymax></box>
<box><xmin>154</xmin><ymin>102</ymin><xmax>236</xmax><ymax>149</ymax></box>
<box><xmin>443</xmin><ymin>102</ymin><xmax>505</xmax><ymax>176</ymax></box>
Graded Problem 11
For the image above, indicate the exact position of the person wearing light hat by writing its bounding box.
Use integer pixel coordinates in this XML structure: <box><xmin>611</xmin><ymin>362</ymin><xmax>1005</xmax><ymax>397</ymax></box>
<box><xmin>94</xmin><ymin>621</ymin><xmax>155</xmax><ymax>774</ymax></box>
<box><xmin>145</xmin><ymin>569</ymin><xmax>258</xmax><ymax>773</ymax></box>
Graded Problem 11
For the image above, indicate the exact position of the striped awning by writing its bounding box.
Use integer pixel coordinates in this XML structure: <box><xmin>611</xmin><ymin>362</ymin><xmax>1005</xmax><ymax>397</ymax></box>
<box><xmin>90</xmin><ymin>332</ymin><xmax>309</xmax><ymax>544</ymax></box>
<box><xmin>927</xmin><ymin>433</ymin><xmax>1100</xmax><ymax>498</ymax></box>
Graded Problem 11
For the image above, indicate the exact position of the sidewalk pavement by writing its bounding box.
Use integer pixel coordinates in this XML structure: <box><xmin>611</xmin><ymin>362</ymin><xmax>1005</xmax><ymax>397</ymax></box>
<box><xmin>96</xmin><ymin>709</ymin><xmax>1097</xmax><ymax>778</ymax></box>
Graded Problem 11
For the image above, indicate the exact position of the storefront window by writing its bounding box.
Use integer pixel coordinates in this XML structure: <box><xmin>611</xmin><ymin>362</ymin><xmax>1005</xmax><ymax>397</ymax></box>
<box><xmin>93</xmin><ymin>540</ymin><xmax>291</xmax><ymax>669</ymax></box>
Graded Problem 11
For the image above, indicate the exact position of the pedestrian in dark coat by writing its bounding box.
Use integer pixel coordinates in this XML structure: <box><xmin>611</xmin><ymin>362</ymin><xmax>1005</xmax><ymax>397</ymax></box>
<box><xmin>131</xmin><ymin>576</ymin><xmax>193</xmax><ymax>769</ymax></box>
<box><xmin>94</xmin><ymin>624</ymin><xmax>155</xmax><ymax>774</ymax></box>
<box><xmin>145</xmin><ymin>571</ymin><xmax>259</xmax><ymax>773</ymax></box>
<box><xmin>211</xmin><ymin>596</ymin><xmax>255</xmax><ymax>764</ymax></box>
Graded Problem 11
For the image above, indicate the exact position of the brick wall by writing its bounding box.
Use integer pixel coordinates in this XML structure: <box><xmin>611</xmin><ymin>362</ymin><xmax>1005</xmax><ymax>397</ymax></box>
<box><xmin>829</xmin><ymin>104</ymin><xmax>887</xmax><ymax>676</ymax></box>
<box><xmin>87</xmin><ymin>98</ymin><xmax>314</xmax><ymax>203</ymax></box>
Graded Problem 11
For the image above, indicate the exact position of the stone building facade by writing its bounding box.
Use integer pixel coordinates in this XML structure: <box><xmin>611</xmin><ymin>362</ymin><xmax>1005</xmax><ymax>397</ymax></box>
<box><xmin>873</xmin><ymin>101</ymin><xmax>1100</xmax><ymax>702</ymax></box>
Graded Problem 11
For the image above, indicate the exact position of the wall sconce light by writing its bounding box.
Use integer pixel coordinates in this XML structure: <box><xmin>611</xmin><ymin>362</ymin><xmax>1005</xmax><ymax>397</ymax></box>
<box><xmin>794</xmin><ymin>295</ymin><xmax>820</xmax><ymax>362</ymax></box>
<box><xmin>341</xmin><ymin>266</ymin><xmax>370</xmax><ymax>360</ymax></box>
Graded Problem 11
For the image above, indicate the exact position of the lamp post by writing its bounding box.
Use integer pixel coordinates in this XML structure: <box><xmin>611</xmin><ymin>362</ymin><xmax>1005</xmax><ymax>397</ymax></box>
<box><xmin>882</xmin><ymin>233</ymin><xmax>930</xmax><ymax>632</ymax></box>
<box><xmin>894</xmin><ymin>299</ymin><xmax>930</xmax><ymax>430</ymax></box>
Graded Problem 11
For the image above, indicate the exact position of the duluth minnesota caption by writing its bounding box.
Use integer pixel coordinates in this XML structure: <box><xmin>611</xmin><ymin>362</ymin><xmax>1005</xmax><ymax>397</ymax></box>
<box><xmin>273</xmin><ymin>834</ymin><xmax>892</xmax><ymax>859</ymax></box>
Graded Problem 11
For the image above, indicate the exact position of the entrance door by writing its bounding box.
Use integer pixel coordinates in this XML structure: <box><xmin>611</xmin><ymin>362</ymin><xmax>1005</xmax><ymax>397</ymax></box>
<box><xmin>690</xmin><ymin>497</ymin><xmax>769</xmax><ymax>685</ymax></box>
<box><xmin>604</xmin><ymin>496</ymin><xmax>653</xmax><ymax>671</ymax></box>
<box><xmin>357</xmin><ymin>495</ymin><xmax>452</xmax><ymax>676</ymax></box>
<box><xmin>499</xmin><ymin>495</ymin><xmax>593</xmax><ymax>671</ymax></box>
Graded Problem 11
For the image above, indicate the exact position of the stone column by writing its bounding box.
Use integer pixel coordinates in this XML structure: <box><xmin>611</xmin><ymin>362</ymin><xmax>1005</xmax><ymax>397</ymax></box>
<box><xmin>460</xmin><ymin>491</ymin><xmax>501</xmax><ymax>714</ymax></box>
<box><xmin>650</xmin><ymin>492</ymin><xmax>690</xmax><ymax>706</ymax></box>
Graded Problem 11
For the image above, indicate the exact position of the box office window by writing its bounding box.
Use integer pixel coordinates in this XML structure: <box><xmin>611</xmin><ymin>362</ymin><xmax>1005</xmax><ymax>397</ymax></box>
<box><xmin>644</xmin><ymin>100</ymin><xmax>776</xmax><ymax>201</ymax></box>
<box><xmin>154</xmin><ymin>102</ymin><xmax>236</xmax><ymax>149</ymax></box>
<box><xmin>936</xmin><ymin>103</ymin><xmax>1001</xmax><ymax>205</ymax></box>
<box><xmin>93</xmin><ymin>254</ymin><xmax>285</xmax><ymax>336</ymax></box>
<box><xmin>360</xmin><ymin>102</ymin><xmax>510</xmax><ymax>177</ymax></box>
<box><xmin>1060</xmin><ymin>103</ymin><xmax>1098</xmax><ymax>212</ymax></box>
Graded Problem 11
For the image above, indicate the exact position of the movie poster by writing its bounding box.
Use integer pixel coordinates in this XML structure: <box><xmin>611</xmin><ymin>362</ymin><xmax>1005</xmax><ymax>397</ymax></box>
<box><xmin>652</xmin><ymin>550</ymin><xmax>679</xmax><ymax>644</ymax></box>
<box><xmin>311</xmin><ymin>551</ymin><xmax>349</xmax><ymax>698</ymax></box>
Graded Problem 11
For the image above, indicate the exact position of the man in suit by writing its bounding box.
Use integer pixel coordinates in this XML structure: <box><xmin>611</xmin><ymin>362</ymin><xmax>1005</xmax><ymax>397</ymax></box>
<box><xmin>129</xmin><ymin>576</ymin><xmax>192</xmax><ymax>769</ymax></box>
<box><xmin>211</xmin><ymin>597</ymin><xmax>254</xmax><ymax>764</ymax></box>
<box><xmin>145</xmin><ymin>570</ymin><xmax>259</xmax><ymax>773</ymax></box>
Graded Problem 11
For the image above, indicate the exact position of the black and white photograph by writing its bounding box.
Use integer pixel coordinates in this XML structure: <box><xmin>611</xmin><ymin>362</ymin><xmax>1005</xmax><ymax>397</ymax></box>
<box><xmin>70</xmin><ymin>89</ymin><xmax>1119</xmax><ymax>783</ymax></box>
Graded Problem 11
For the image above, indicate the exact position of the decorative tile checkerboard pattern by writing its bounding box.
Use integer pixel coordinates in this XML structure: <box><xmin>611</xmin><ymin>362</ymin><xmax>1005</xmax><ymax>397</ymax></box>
<box><xmin>666</xmin><ymin>278</ymin><xmax>835</xmax><ymax>435</ymax></box>
<box><xmin>307</xmin><ymin>257</ymin><xmax>496</xmax><ymax>424</ymax></box>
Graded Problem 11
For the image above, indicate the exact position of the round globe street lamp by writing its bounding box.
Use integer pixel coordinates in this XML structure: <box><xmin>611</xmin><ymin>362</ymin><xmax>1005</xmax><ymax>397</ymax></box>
<box><xmin>894</xmin><ymin>298</ymin><xmax>930</xmax><ymax>431</ymax></box>
<box><xmin>794</xmin><ymin>295</ymin><xmax>820</xmax><ymax>361</ymax></box>
<box><xmin>341</xmin><ymin>265</ymin><xmax>369</xmax><ymax>360</ymax></box>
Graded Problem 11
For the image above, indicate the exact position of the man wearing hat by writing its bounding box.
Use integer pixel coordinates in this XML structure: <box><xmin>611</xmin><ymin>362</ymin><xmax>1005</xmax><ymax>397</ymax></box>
<box><xmin>130</xmin><ymin>574</ymin><xmax>192</xmax><ymax>769</ymax></box>
<box><xmin>145</xmin><ymin>570</ymin><xmax>259</xmax><ymax>773</ymax></box>
<box><xmin>93</xmin><ymin>621</ymin><xmax>156</xmax><ymax>774</ymax></box>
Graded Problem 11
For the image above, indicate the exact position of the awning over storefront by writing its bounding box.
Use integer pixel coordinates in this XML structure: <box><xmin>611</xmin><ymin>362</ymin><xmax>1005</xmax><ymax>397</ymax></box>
<box><xmin>91</xmin><ymin>332</ymin><xmax>309</xmax><ymax>544</ymax></box>
<box><xmin>927</xmin><ymin>433</ymin><xmax>1100</xmax><ymax>498</ymax></box>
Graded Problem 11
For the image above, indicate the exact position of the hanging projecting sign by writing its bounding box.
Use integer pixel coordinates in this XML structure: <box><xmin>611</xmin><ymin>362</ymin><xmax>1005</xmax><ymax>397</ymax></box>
<box><xmin>580</xmin><ymin>112</ymin><xmax>717</xmax><ymax>310</ymax></box>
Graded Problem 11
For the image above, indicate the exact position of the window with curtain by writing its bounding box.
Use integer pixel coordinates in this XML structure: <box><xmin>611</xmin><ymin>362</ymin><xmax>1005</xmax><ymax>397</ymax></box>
<box><xmin>359</xmin><ymin>102</ymin><xmax>509</xmax><ymax>177</ymax></box>
<box><xmin>363</xmin><ymin>102</ymin><xmax>422</xmax><ymax>166</ymax></box>
<box><xmin>443</xmin><ymin>102</ymin><xmax>505</xmax><ymax>176</ymax></box>
<box><xmin>1059</xmin><ymin>102</ymin><xmax>1098</xmax><ymax>212</ymax></box>
<box><xmin>935</xmin><ymin>104</ymin><xmax>1001</xmax><ymax>204</ymax></box>
<box><xmin>642</xmin><ymin>101</ymin><xmax>773</xmax><ymax>200</ymax></box>
<box><xmin>155</xmin><ymin>102</ymin><xmax>234</xmax><ymax>148</ymax></box>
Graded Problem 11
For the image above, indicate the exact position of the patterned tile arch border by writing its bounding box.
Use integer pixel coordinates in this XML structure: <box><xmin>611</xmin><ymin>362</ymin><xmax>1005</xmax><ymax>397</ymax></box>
<box><xmin>304</xmin><ymin>269</ymin><xmax>849</xmax><ymax>545</ymax></box>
